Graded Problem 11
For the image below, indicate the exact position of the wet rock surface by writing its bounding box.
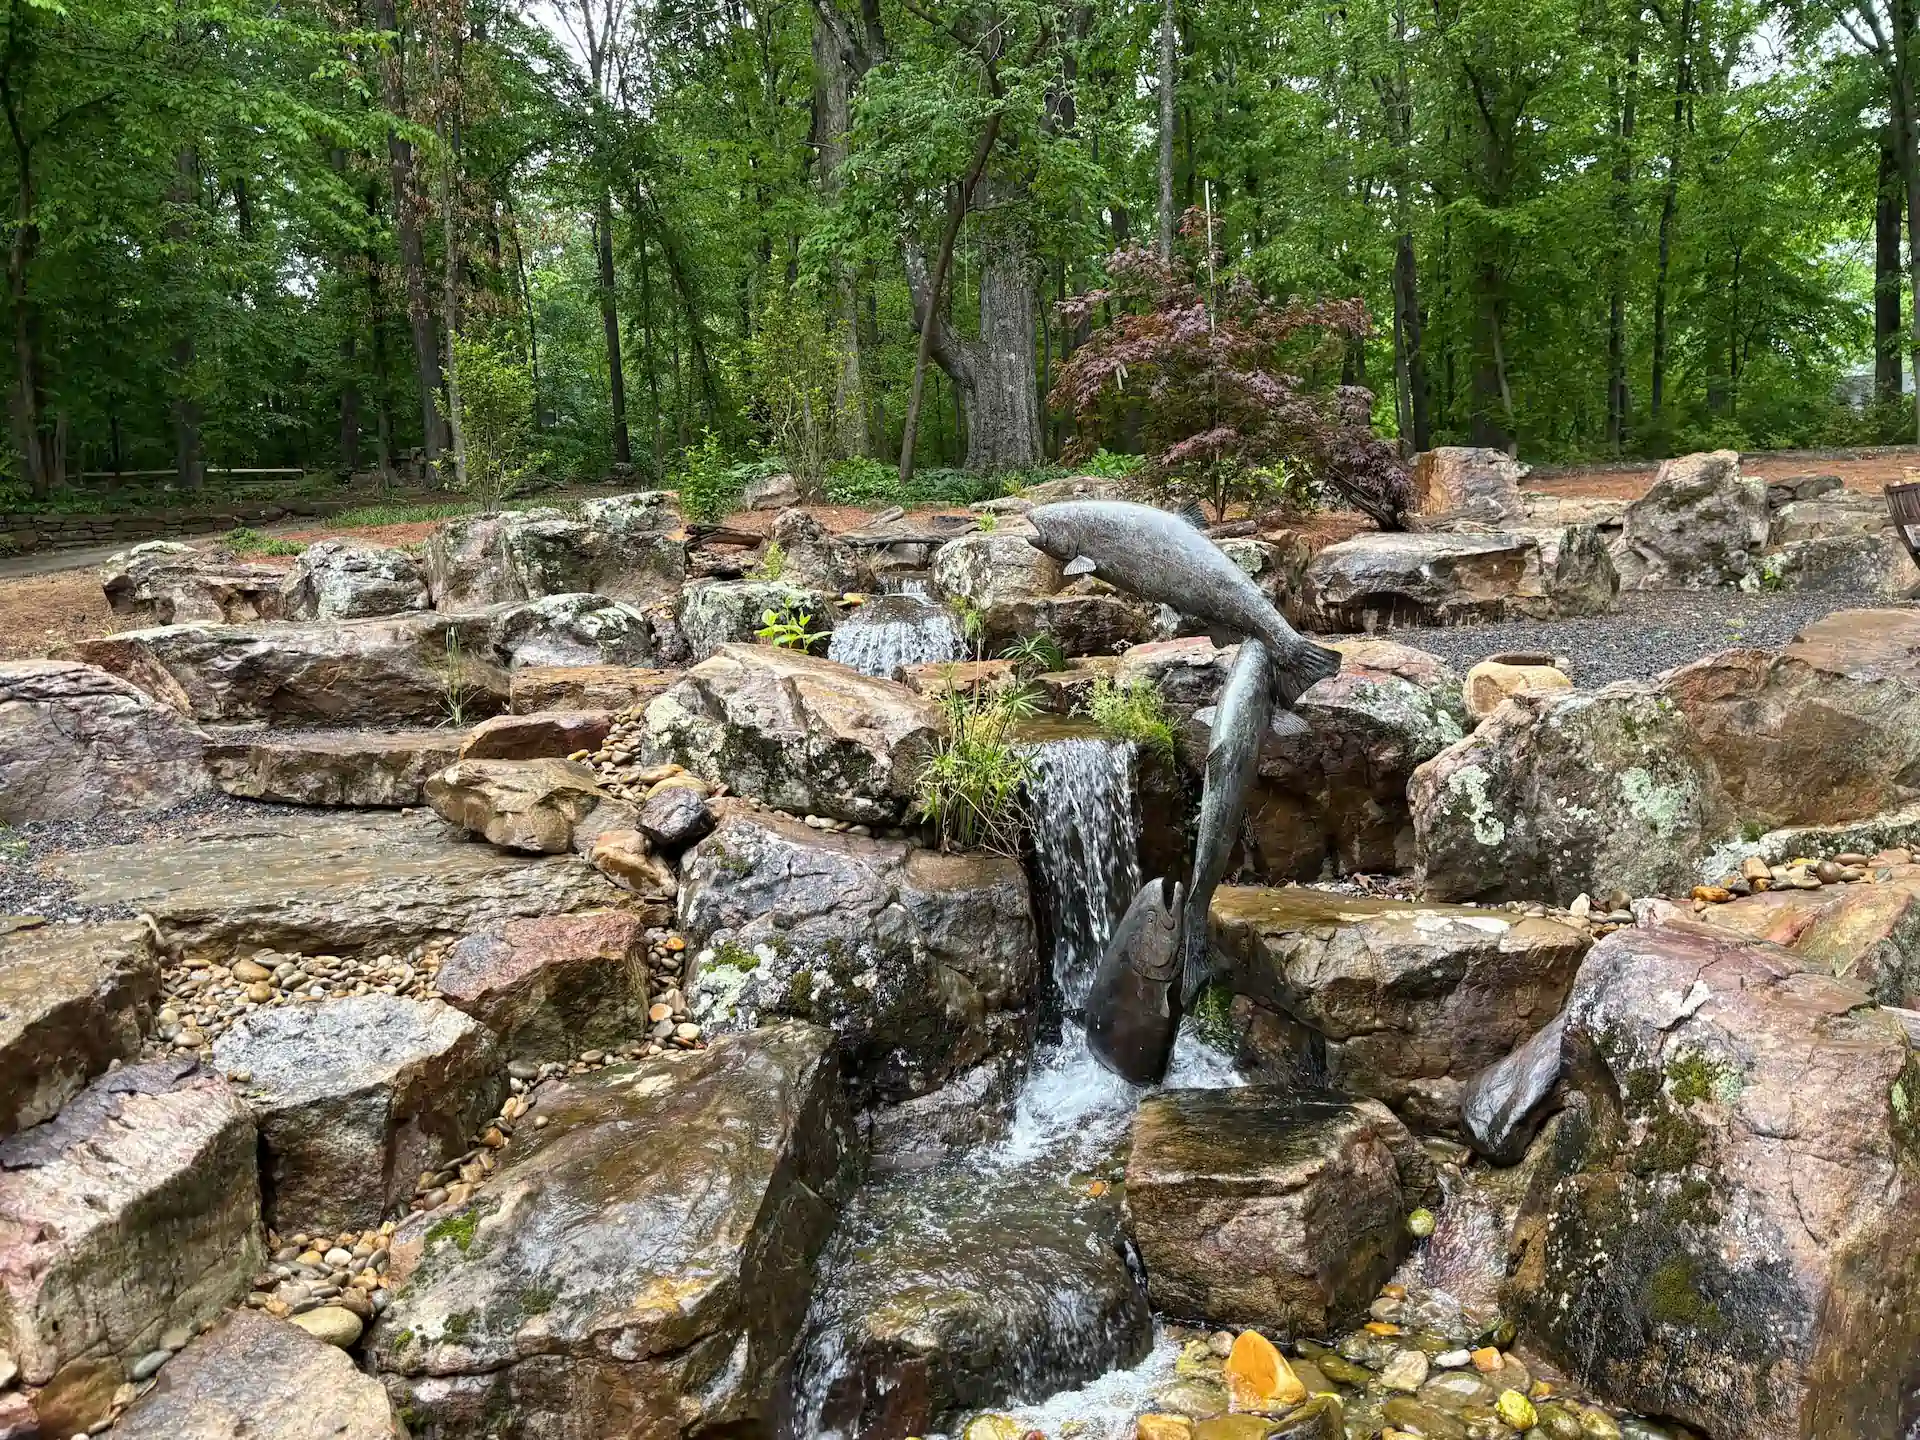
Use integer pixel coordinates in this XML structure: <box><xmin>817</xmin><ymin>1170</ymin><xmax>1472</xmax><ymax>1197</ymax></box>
<box><xmin>205</xmin><ymin>726</ymin><xmax>460</xmax><ymax>807</ymax></box>
<box><xmin>458</xmin><ymin>707</ymin><xmax>611</xmax><ymax>760</ymax></box>
<box><xmin>679</xmin><ymin>805</ymin><xmax>1037</xmax><ymax>1101</ymax></box>
<box><xmin>435</xmin><ymin>910</ymin><xmax>652</xmax><ymax>1061</ymax></box>
<box><xmin>0</xmin><ymin>659</ymin><xmax>213</xmax><ymax>823</ymax></box>
<box><xmin>110</xmin><ymin>1308</ymin><xmax>408</xmax><ymax>1439</ymax></box>
<box><xmin>485</xmin><ymin>591</ymin><xmax>658</xmax><ymax>668</ymax></box>
<box><xmin>677</xmin><ymin>577</ymin><xmax>835</xmax><ymax>660</ymax></box>
<box><xmin>213</xmin><ymin>994</ymin><xmax>503</xmax><ymax>1233</ymax></box>
<box><xmin>1207</xmin><ymin>885</ymin><xmax>1590</xmax><ymax>1131</ymax></box>
<box><xmin>642</xmin><ymin>644</ymin><xmax>939</xmax><ymax>824</ymax></box>
<box><xmin>0</xmin><ymin>920</ymin><xmax>159</xmax><ymax>1136</ymax></box>
<box><xmin>424</xmin><ymin>756</ymin><xmax>605</xmax><ymax>853</ymax></box>
<box><xmin>1509</xmin><ymin>921</ymin><xmax>1920</xmax><ymax>1440</ymax></box>
<box><xmin>369</xmin><ymin>1024</ymin><xmax>856</xmax><ymax>1439</ymax></box>
<box><xmin>0</xmin><ymin>1059</ymin><xmax>261</xmax><ymax>1432</ymax></box>
<box><xmin>1127</xmin><ymin>1086</ymin><xmax>1435</xmax><ymax>1335</ymax></box>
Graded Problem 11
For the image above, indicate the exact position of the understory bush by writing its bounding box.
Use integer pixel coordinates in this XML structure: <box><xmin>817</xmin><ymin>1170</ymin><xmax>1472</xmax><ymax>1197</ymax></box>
<box><xmin>1084</xmin><ymin>675</ymin><xmax>1176</xmax><ymax>761</ymax></box>
<box><xmin>222</xmin><ymin>526</ymin><xmax>305</xmax><ymax>557</ymax></box>
<box><xmin>914</xmin><ymin>685</ymin><xmax>1040</xmax><ymax>854</ymax></box>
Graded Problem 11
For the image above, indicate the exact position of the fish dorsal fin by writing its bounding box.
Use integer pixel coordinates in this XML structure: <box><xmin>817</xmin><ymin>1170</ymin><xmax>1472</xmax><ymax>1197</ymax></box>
<box><xmin>1175</xmin><ymin>501</ymin><xmax>1209</xmax><ymax>529</ymax></box>
<box><xmin>1063</xmin><ymin>555</ymin><xmax>1097</xmax><ymax>578</ymax></box>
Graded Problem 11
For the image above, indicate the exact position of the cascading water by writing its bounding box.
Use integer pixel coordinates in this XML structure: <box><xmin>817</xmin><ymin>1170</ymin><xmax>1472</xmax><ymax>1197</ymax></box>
<box><xmin>825</xmin><ymin>593</ymin><xmax>967</xmax><ymax>679</ymax></box>
<box><xmin>787</xmin><ymin>727</ymin><xmax>1240</xmax><ymax>1440</ymax></box>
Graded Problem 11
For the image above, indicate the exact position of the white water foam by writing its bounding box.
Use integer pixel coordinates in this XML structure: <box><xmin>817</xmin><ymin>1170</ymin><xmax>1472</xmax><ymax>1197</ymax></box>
<box><xmin>825</xmin><ymin>594</ymin><xmax>966</xmax><ymax>678</ymax></box>
<box><xmin>1024</xmin><ymin>736</ymin><xmax>1144</xmax><ymax>1011</ymax></box>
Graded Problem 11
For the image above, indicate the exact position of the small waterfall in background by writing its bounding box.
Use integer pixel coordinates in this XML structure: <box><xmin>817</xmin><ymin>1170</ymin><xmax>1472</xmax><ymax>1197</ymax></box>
<box><xmin>825</xmin><ymin>593</ymin><xmax>967</xmax><ymax>678</ymax></box>
<box><xmin>881</xmin><ymin>571</ymin><xmax>934</xmax><ymax>597</ymax></box>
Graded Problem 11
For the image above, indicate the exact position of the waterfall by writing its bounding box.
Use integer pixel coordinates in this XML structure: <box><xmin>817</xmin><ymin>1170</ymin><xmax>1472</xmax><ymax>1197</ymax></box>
<box><xmin>1023</xmin><ymin>736</ymin><xmax>1143</xmax><ymax>1013</ymax></box>
<box><xmin>825</xmin><ymin>593</ymin><xmax>967</xmax><ymax>679</ymax></box>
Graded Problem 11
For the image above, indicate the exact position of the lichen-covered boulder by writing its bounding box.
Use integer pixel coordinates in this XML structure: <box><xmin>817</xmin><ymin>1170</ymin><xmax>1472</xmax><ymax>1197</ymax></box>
<box><xmin>0</xmin><ymin>921</ymin><xmax>158</xmax><ymax>1137</ymax></box>
<box><xmin>110</xmin><ymin>1309</ymin><xmax>409</xmax><ymax>1440</ymax></box>
<box><xmin>678</xmin><ymin>806</ymin><xmax>1037</xmax><ymax>1102</ymax></box>
<box><xmin>1126</xmin><ymin>1087</ymin><xmax>1435</xmax><ymax>1334</ymax></box>
<box><xmin>425</xmin><ymin>757</ymin><xmax>605</xmax><ymax>853</ymax></box>
<box><xmin>436</xmin><ymin>911</ymin><xmax>651</xmax><ymax>1061</ymax></box>
<box><xmin>1207</xmin><ymin>885</ymin><xmax>1590</xmax><ymax>1131</ymax></box>
<box><xmin>1697</xmin><ymin>864</ymin><xmax>1920</xmax><ymax>1007</ymax></box>
<box><xmin>675</xmin><ymin>578</ymin><xmax>834</xmax><ymax>662</ymax></box>
<box><xmin>425</xmin><ymin>493</ymin><xmax>687</xmax><ymax>612</ymax></box>
<box><xmin>206</xmin><ymin>727</ymin><xmax>461</xmax><ymax>807</ymax></box>
<box><xmin>642</xmin><ymin>644</ymin><xmax>939</xmax><ymax>825</ymax></box>
<box><xmin>212</xmin><ymin>995</ymin><xmax>503</xmax><ymax>1233</ymax></box>
<box><xmin>1303</xmin><ymin>527</ymin><xmax>1615</xmax><ymax>630</ymax></box>
<box><xmin>278</xmin><ymin>539</ymin><xmax>429</xmax><ymax>620</ymax></box>
<box><xmin>62</xmin><ymin>612</ymin><xmax>509</xmax><ymax>727</ymax></box>
<box><xmin>0</xmin><ymin>1060</ymin><xmax>261</xmax><ymax>1435</ymax></box>
<box><xmin>930</xmin><ymin>528</ymin><xmax>1064</xmax><ymax>608</ymax></box>
<box><xmin>1615</xmin><ymin>449</ymin><xmax>1767</xmax><ymax>589</ymax></box>
<box><xmin>1508</xmin><ymin>922</ymin><xmax>1920</xmax><ymax>1440</ymax></box>
<box><xmin>102</xmin><ymin>540</ymin><xmax>285</xmax><ymax>625</ymax></box>
<box><xmin>1411</xmin><ymin>446</ymin><xmax>1530</xmax><ymax>525</ymax></box>
<box><xmin>792</xmin><ymin>1163</ymin><xmax>1150</xmax><ymax>1438</ymax></box>
<box><xmin>368</xmin><ymin>1025</ymin><xmax>857</xmax><ymax>1438</ymax></box>
<box><xmin>485</xmin><ymin>592</ymin><xmax>656</xmax><ymax>668</ymax></box>
<box><xmin>1758</xmin><ymin>533</ymin><xmax>1919</xmax><ymax>597</ymax></box>
<box><xmin>0</xmin><ymin>660</ymin><xmax>212</xmax><ymax>823</ymax></box>
<box><xmin>771</xmin><ymin>507</ymin><xmax>868</xmax><ymax>592</ymax></box>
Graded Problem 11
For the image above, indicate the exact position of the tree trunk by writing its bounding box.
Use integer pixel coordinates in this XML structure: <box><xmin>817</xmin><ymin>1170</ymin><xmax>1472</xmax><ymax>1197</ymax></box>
<box><xmin>965</xmin><ymin>219</ymin><xmax>1044</xmax><ymax>469</ymax></box>
<box><xmin>595</xmin><ymin>190</ymin><xmax>632</xmax><ymax>468</ymax></box>
<box><xmin>371</xmin><ymin>0</ymin><xmax>444</xmax><ymax>459</ymax></box>
<box><xmin>171</xmin><ymin>146</ymin><xmax>203</xmax><ymax>490</ymax></box>
<box><xmin>1607</xmin><ymin>36</ymin><xmax>1639</xmax><ymax>451</ymax></box>
<box><xmin>1878</xmin><ymin>134</ymin><xmax>1904</xmax><ymax>406</ymax></box>
<box><xmin>1391</xmin><ymin>231</ymin><xmax>1430</xmax><ymax>451</ymax></box>
<box><xmin>8</xmin><ymin>161</ymin><xmax>51</xmax><ymax>500</ymax></box>
<box><xmin>1468</xmin><ymin>262</ymin><xmax>1508</xmax><ymax>450</ymax></box>
<box><xmin>813</xmin><ymin>7</ymin><xmax>869</xmax><ymax>459</ymax></box>
<box><xmin>1649</xmin><ymin>0</ymin><xmax>1693</xmax><ymax>427</ymax></box>
<box><xmin>1157</xmin><ymin>0</ymin><xmax>1176</xmax><ymax>258</ymax></box>
<box><xmin>341</xmin><ymin>330</ymin><xmax>361</xmax><ymax>471</ymax></box>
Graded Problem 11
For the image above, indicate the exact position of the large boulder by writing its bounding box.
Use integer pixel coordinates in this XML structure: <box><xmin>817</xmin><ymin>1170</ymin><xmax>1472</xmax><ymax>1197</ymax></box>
<box><xmin>975</xmin><ymin>587</ymin><xmax>1161</xmax><ymax>660</ymax></box>
<box><xmin>1413</xmin><ymin>610</ymin><xmax>1920</xmax><ymax>904</ymax></box>
<box><xmin>793</xmin><ymin>1164</ymin><xmax>1150</xmax><ymax>1438</ymax></box>
<box><xmin>435</xmin><ymin>911</ymin><xmax>652</xmax><ymax>1061</ymax></box>
<box><xmin>62</xmin><ymin>612</ymin><xmax>509</xmax><ymax>727</ymax></box>
<box><xmin>1126</xmin><ymin>1087</ymin><xmax>1435</xmax><ymax>1334</ymax></box>
<box><xmin>1759</xmin><ymin>532</ymin><xmax>1919</xmax><ymax>597</ymax></box>
<box><xmin>1616</xmin><ymin>449</ymin><xmax>1768</xmax><ymax>589</ymax></box>
<box><xmin>0</xmin><ymin>660</ymin><xmax>212</xmax><ymax>824</ymax></box>
<box><xmin>278</xmin><ymin>539</ymin><xmax>429</xmax><ymax>620</ymax></box>
<box><xmin>102</xmin><ymin>541</ymin><xmax>285</xmax><ymax>626</ymax></box>
<box><xmin>1508</xmin><ymin>922</ymin><xmax>1920</xmax><ymax>1440</ymax></box>
<box><xmin>1697</xmin><ymin>864</ymin><xmax>1920</xmax><ymax>1007</ymax></box>
<box><xmin>459</xmin><ymin>709</ymin><xmax>611</xmax><ymax>761</ymax></box>
<box><xmin>508</xmin><ymin>664</ymin><xmax>678</xmax><ymax>715</ymax></box>
<box><xmin>676</xmin><ymin>578</ymin><xmax>834</xmax><ymax>662</ymax></box>
<box><xmin>46</xmin><ymin>810</ymin><xmax>625</xmax><ymax>961</ymax></box>
<box><xmin>770</xmin><ymin>507</ymin><xmax>868</xmax><ymax>592</ymax></box>
<box><xmin>1766</xmin><ymin>489</ymin><xmax>1887</xmax><ymax>545</ymax></box>
<box><xmin>1303</xmin><ymin>526</ymin><xmax>1616</xmax><ymax>630</ymax></box>
<box><xmin>424</xmin><ymin>757</ymin><xmax>605</xmax><ymax>853</ymax></box>
<box><xmin>212</xmin><ymin>995</ymin><xmax>503</xmax><ymax>1233</ymax></box>
<box><xmin>0</xmin><ymin>1060</ymin><xmax>261</xmax><ymax>1435</ymax></box>
<box><xmin>425</xmin><ymin>493</ymin><xmax>687</xmax><ymax>612</ymax></box>
<box><xmin>205</xmin><ymin>727</ymin><xmax>461</xmax><ymax>807</ymax></box>
<box><xmin>0</xmin><ymin>922</ymin><xmax>158</xmax><ymax>1138</ymax></box>
<box><xmin>485</xmin><ymin>592</ymin><xmax>656</xmax><ymax>668</ymax></box>
<box><xmin>678</xmin><ymin>806</ymin><xmax>1037</xmax><ymax>1101</ymax></box>
<box><xmin>1411</xmin><ymin>446</ymin><xmax>1529</xmax><ymax>525</ymax></box>
<box><xmin>110</xmin><ymin>1309</ymin><xmax>409</xmax><ymax>1440</ymax></box>
<box><xmin>641</xmin><ymin>644</ymin><xmax>940</xmax><ymax>825</ymax></box>
<box><xmin>1207</xmin><ymin>885</ymin><xmax>1590</xmax><ymax>1131</ymax></box>
<box><xmin>368</xmin><ymin>1025</ymin><xmax>857</xmax><ymax>1438</ymax></box>
<box><xmin>930</xmin><ymin>528</ymin><xmax>1064</xmax><ymax>608</ymax></box>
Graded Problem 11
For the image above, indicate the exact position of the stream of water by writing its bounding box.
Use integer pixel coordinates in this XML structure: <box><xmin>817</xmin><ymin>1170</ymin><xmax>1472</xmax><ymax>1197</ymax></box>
<box><xmin>825</xmin><ymin>593</ymin><xmax>967</xmax><ymax>678</ymax></box>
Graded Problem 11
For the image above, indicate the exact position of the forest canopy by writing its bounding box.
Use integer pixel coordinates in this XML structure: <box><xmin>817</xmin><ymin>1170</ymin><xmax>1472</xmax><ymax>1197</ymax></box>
<box><xmin>1</xmin><ymin>0</ymin><xmax>1914</xmax><ymax>506</ymax></box>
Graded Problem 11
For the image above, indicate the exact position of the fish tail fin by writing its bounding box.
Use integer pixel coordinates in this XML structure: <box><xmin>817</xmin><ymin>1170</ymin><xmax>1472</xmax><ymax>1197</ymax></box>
<box><xmin>1179</xmin><ymin>901</ymin><xmax>1212</xmax><ymax>1010</ymax></box>
<box><xmin>1269</xmin><ymin>637</ymin><xmax>1341</xmax><ymax>707</ymax></box>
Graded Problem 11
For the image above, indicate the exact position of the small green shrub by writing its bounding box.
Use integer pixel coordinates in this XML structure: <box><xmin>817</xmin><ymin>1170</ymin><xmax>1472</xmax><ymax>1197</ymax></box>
<box><xmin>223</xmin><ymin>526</ymin><xmax>306</xmax><ymax>557</ymax></box>
<box><xmin>1001</xmin><ymin>633</ymin><xmax>1067</xmax><ymax>678</ymax></box>
<box><xmin>975</xmin><ymin>510</ymin><xmax>1000</xmax><ymax>532</ymax></box>
<box><xmin>752</xmin><ymin>541</ymin><xmax>788</xmax><ymax>581</ymax></box>
<box><xmin>825</xmin><ymin>456</ymin><xmax>899</xmax><ymax>507</ymax></box>
<box><xmin>914</xmin><ymin>687</ymin><xmax>1039</xmax><ymax>854</ymax></box>
<box><xmin>1079</xmin><ymin>449</ymin><xmax>1143</xmax><ymax>479</ymax></box>
<box><xmin>674</xmin><ymin>432</ymin><xmax>746</xmax><ymax>523</ymax></box>
<box><xmin>453</xmin><ymin>331</ymin><xmax>542</xmax><ymax>510</ymax></box>
<box><xmin>756</xmin><ymin>606</ymin><xmax>829</xmax><ymax>653</ymax></box>
<box><xmin>1084</xmin><ymin>675</ymin><xmax>1176</xmax><ymax>760</ymax></box>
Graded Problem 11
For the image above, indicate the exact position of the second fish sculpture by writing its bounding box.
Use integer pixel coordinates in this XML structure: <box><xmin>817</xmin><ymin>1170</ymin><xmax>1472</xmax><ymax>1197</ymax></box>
<box><xmin>1083</xmin><ymin>876</ymin><xmax>1188</xmax><ymax>1085</ymax></box>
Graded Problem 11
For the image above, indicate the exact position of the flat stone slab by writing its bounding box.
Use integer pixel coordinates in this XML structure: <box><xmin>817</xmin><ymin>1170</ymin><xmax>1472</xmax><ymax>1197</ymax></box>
<box><xmin>1208</xmin><ymin>885</ymin><xmax>1590</xmax><ymax>1130</ymax></box>
<box><xmin>369</xmin><ymin>1024</ymin><xmax>856</xmax><ymax>1438</ymax></box>
<box><xmin>0</xmin><ymin>921</ymin><xmax>158</xmax><ymax>1137</ymax></box>
<box><xmin>459</xmin><ymin>710</ymin><xmax>612</xmax><ymax>761</ymax></box>
<box><xmin>214</xmin><ymin>995</ymin><xmax>503</xmax><ymax>1233</ymax></box>
<box><xmin>507</xmin><ymin>665</ymin><xmax>678</xmax><ymax>715</ymax></box>
<box><xmin>45</xmin><ymin>809</ymin><xmax>624</xmax><ymax>960</ymax></box>
<box><xmin>436</xmin><ymin>911</ymin><xmax>652</xmax><ymax>1061</ymax></box>
<box><xmin>0</xmin><ymin>1059</ymin><xmax>261</xmax><ymax>1433</ymax></box>
<box><xmin>111</xmin><ymin>1308</ymin><xmax>407</xmax><ymax>1439</ymax></box>
<box><xmin>205</xmin><ymin>727</ymin><xmax>462</xmax><ymax>807</ymax></box>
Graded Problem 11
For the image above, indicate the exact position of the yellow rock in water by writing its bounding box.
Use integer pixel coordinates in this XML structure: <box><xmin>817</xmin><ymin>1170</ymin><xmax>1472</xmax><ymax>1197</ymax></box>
<box><xmin>1135</xmin><ymin>1416</ymin><xmax>1194</xmax><ymax>1440</ymax></box>
<box><xmin>962</xmin><ymin>1416</ymin><xmax>1024</xmax><ymax>1440</ymax></box>
<box><xmin>1222</xmin><ymin>1330</ymin><xmax>1306</xmax><ymax>1412</ymax></box>
<box><xmin>1496</xmin><ymin>1389</ymin><xmax>1539</xmax><ymax>1429</ymax></box>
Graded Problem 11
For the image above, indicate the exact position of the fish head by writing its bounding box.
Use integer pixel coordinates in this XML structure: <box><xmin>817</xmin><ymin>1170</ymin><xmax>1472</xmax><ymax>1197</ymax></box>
<box><xmin>1128</xmin><ymin>875</ymin><xmax>1187</xmax><ymax>982</ymax></box>
<box><xmin>1025</xmin><ymin>505</ymin><xmax>1072</xmax><ymax>561</ymax></box>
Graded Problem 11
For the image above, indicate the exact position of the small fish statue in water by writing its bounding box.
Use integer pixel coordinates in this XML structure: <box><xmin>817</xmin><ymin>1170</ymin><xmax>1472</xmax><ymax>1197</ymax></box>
<box><xmin>1084</xmin><ymin>876</ymin><xmax>1187</xmax><ymax>1085</ymax></box>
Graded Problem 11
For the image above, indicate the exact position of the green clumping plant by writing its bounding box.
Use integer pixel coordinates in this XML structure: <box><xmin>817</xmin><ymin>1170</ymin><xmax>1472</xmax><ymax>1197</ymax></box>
<box><xmin>825</xmin><ymin>456</ymin><xmax>899</xmax><ymax>507</ymax></box>
<box><xmin>1084</xmin><ymin>675</ymin><xmax>1176</xmax><ymax>761</ymax></box>
<box><xmin>1001</xmin><ymin>633</ymin><xmax>1067</xmax><ymax>678</ymax></box>
<box><xmin>914</xmin><ymin>686</ymin><xmax>1040</xmax><ymax>855</ymax></box>
<box><xmin>974</xmin><ymin>509</ymin><xmax>1000</xmax><ymax>532</ymax></box>
<box><xmin>947</xmin><ymin>596</ymin><xmax>987</xmax><ymax>659</ymax></box>
<box><xmin>1079</xmin><ymin>449</ymin><xmax>1143</xmax><ymax>479</ymax></box>
<box><xmin>436</xmin><ymin>630</ymin><xmax>485</xmax><ymax>727</ymax></box>
<box><xmin>452</xmin><ymin>331</ymin><xmax>542</xmax><ymax>511</ymax></box>
<box><xmin>751</xmin><ymin>541</ymin><xmax>788</xmax><ymax>581</ymax></box>
<box><xmin>674</xmin><ymin>431</ymin><xmax>748</xmax><ymax>523</ymax></box>
<box><xmin>756</xmin><ymin>606</ymin><xmax>829</xmax><ymax>653</ymax></box>
<box><xmin>223</xmin><ymin>526</ymin><xmax>306</xmax><ymax>557</ymax></box>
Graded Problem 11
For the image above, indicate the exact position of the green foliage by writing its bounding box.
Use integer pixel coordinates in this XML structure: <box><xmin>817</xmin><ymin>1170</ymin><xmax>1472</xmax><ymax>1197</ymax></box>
<box><xmin>751</xmin><ymin>541</ymin><xmax>788</xmax><ymax>581</ymax></box>
<box><xmin>453</xmin><ymin>333</ymin><xmax>541</xmax><ymax>512</ymax></box>
<box><xmin>1000</xmin><ymin>633</ymin><xmax>1067</xmax><ymax>677</ymax></box>
<box><xmin>436</xmin><ymin>631</ymin><xmax>485</xmax><ymax>728</ymax></box>
<box><xmin>974</xmin><ymin>510</ymin><xmax>1000</xmax><ymax>532</ymax></box>
<box><xmin>913</xmin><ymin>686</ymin><xmax>1039</xmax><ymax>855</ymax></box>
<box><xmin>673</xmin><ymin>432</ymin><xmax>747</xmax><ymax>523</ymax></box>
<box><xmin>755</xmin><ymin>606</ymin><xmax>829</xmax><ymax>653</ymax></box>
<box><xmin>825</xmin><ymin>457</ymin><xmax>1016</xmax><ymax>510</ymax></box>
<box><xmin>331</xmin><ymin>501</ymin><xmax>482</xmax><ymax>530</ymax></box>
<box><xmin>1079</xmin><ymin>450</ymin><xmax>1144</xmax><ymax>480</ymax></box>
<box><xmin>746</xmin><ymin>289</ymin><xmax>841</xmax><ymax>499</ymax></box>
<box><xmin>1084</xmin><ymin>676</ymin><xmax>1177</xmax><ymax>761</ymax></box>
<box><xmin>222</xmin><ymin>527</ymin><xmax>305</xmax><ymax>557</ymax></box>
<box><xmin>825</xmin><ymin>457</ymin><xmax>900</xmax><ymax>507</ymax></box>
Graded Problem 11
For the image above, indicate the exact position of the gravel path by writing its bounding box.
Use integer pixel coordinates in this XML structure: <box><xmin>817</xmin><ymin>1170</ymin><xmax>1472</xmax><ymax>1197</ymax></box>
<box><xmin>1378</xmin><ymin>589</ymin><xmax>1917</xmax><ymax>687</ymax></box>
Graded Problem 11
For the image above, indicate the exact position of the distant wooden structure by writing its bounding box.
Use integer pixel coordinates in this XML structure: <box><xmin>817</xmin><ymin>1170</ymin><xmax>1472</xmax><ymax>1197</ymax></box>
<box><xmin>1892</xmin><ymin>481</ymin><xmax>1920</xmax><ymax>570</ymax></box>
